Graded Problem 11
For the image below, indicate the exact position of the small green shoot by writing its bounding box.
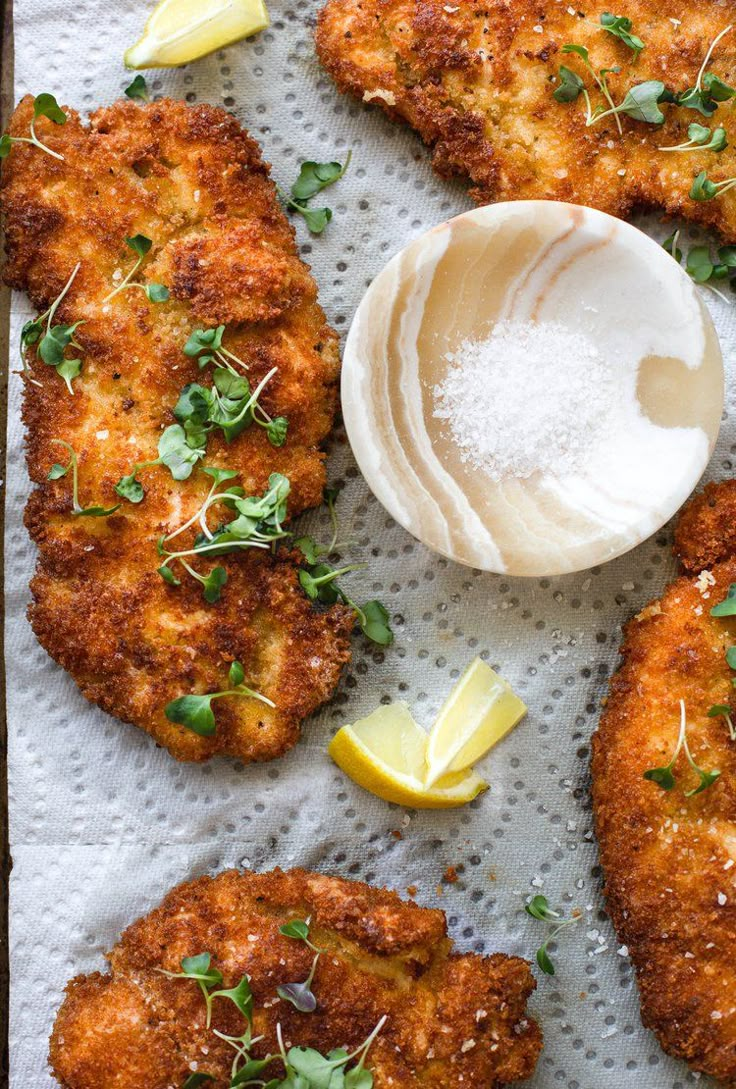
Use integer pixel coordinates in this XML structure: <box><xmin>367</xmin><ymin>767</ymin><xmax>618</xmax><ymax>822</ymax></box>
<box><xmin>0</xmin><ymin>93</ymin><xmax>66</xmax><ymax>161</ymax></box>
<box><xmin>47</xmin><ymin>440</ymin><xmax>121</xmax><ymax>517</ymax></box>
<box><xmin>600</xmin><ymin>13</ymin><xmax>644</xmax><ymax>57</ymax></box>
<box><xmin>164</xmin><ymin>660</ymin><xmax>274</xmax><ymax>738</ymax></box>
<box><xmin>124</xmin><ymin>75</ymin><xmax>150</xmax><ymax>101</ymax></box>
<box><xmin>279</xmin><ymin>151</ymin><xmax>352</xmax><ymax>234</ymax></box>
<box><xmin>675</xmin><ymin>25</ymin><xmax>735</xmax><ymax>116</ymax></box>
<box><xmin>643</xmin><ymin>699</ymin><xmax>721</xmax><ymax>797</ymax></box>
<box><xmin>103</xmin><ymin>234</ymin><xmax>169</xmax><ymax>303</ymax></box>
<box><xmin>524</xmin><ymin>894</ymin><xmax>580</xmax><ymax>976</ymax></box>
<box><xmin>660</xmin><ymin>122</ymin><xmax>727</xmax><ymax>153</ymax></box>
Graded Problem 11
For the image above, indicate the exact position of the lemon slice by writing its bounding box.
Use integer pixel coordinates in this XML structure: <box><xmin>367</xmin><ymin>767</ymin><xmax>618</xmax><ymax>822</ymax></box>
<box><xmin>424</xmin><ymin>658</ymin><xmax>527</xmax><ymax>786</ymax></box>
<box><xmin>329</xmin><ymin>703</ymin><xmax>487</xmax><ymax>809</ymax></box>
<box><xmin>124</xmin><ymin>0</ymin><xmax>270</xmax><ymax>69</ymax></box>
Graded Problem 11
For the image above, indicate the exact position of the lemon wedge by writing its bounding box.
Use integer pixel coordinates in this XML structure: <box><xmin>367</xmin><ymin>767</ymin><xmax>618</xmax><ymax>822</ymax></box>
<box><xmin>125</xmin><ymin>0</ymin><xmax>270</xmax><ymax>69</ymax></box>
<box><xmin>424</xmin><ymin>657</ymin><xmax>527</xmax><ymax>787</ymax></box>
<box><xmin>329</xmin><ymin>703</ymin><xmax>487</xmax><ymax>809</ymax></box>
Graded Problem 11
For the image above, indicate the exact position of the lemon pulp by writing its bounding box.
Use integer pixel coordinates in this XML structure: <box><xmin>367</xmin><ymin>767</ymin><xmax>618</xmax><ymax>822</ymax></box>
<box><xmin>125</xmin><ymin>0</ymin><xmax>269</xmax><ymax>69</ymax></box>
<box><xmin>424</xmin><ymin>657</ymin><xmax>527</xmax><ymax>786</ymax></box>
<box><xmin>328</xmin><ymin>703</ymin><xmax>487</xmax><ymax>809</ymax></box>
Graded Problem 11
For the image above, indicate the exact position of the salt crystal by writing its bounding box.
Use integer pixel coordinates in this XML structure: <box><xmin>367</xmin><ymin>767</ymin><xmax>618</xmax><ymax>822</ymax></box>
<box><xmin>433</xmin><ymin>321</ymin><xmax>614</xmax><ymax>481</ymax></box>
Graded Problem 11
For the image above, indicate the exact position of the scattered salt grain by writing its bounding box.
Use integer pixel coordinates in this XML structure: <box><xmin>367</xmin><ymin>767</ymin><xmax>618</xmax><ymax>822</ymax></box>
<box><xmin>433</xmin><ymin>320</ymin><xmax>614</xmax><ymax>482</ymax></box>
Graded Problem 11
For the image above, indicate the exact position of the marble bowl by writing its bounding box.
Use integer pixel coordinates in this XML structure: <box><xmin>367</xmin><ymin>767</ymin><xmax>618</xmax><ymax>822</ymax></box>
<box><xmin>341</xmin><ymin>201</ymin><xmax>724</xmax><ymax>576</ymax></box>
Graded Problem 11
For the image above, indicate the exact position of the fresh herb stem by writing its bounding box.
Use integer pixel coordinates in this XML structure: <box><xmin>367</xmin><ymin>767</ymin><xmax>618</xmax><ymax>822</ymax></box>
<box><xmin>0</xmin><ymin>94</ymin><xmax>67</xmax><ymax>161</ymax></box>
<box><xmin>524</xmin><ymin>894</ymin><xmax>580</xmax><ymax>975</ymax></box>
<box><xmin>696</xmin><ymin>25</ymin><xmax>733</xmax><ymax>93</ymax></box>
<box><xmin>643</xmin><ymin>699</ymin><xmax>721</xmax><ymax>796</ymax></box>
<box><xmin>49</xmin><ymin>439</ymin><xmax>121</xmax><ymax>517</ymax></box>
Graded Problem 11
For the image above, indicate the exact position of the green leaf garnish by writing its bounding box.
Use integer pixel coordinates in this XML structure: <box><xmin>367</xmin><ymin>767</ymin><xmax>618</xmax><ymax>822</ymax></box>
<box><xmin>553</xmin><ymin>65</ymin><xmax>585</xmax><ymax>103</ymax></box>
<box><xmin>185</xmin><ymin>326</ymin><xmax>225</xmax><ymax>357</ymax></box>
<box><xmin>157</xmin><ymin>471</ymin><xmax>290</xmax><ymax>602</ymax></box>
<box><xmin>114</xmin><ymin>471</ymin><xmax>145</xmax><ymax>504</ymax></box>
<box><xmin>47</xmin><ymin>440</ymin><xmax>120</xmax><ymax>517</ymax></box>
<box><xmin>690</xmin><ymin>170</ymin><xmax>727</xmax><ymax>201</ymax></box>
<box><xmin>600</xmin><ymin>13</ymin><xmax>644</xmax><ymax>57</ymax></box>
<box><xmin>103</xmin><ymin>233</ymin><xmax>168</xmax><ymax>304</ymax></box>
<box><xmin>726</xmin><ymin>646</ymin><xmax>736</xmax><ymax>670</ymax></box>
<box><xmin>291</xmin><ymin>159</ymin><xmax>350</xmax><ymax>201</ymax></box>
<box><xmin>524</xmin><ymin>895</ymin><xmax>579</xmax><ymax>977</ymax></box>
<box><xmin>277</xmin><ymin>952</ymin><xmax>320</xmax><ymax>1013</ymax></box>
<box><xmin>158</xmin><ymin>564</ymin><xmax>181</xmax><ymax>587</ymax></box>
<box><xmin>280</xmin><ymin>151</ymin><xmax>351</xmax><ymax>234</ymax></box>
<box><xmin>643</xmin><ymin>699</ymin><xmax>720</xmax><ymax>797</ymax></box>
<box><xmin>126</xmin><ymin>233</ymin><xmax>152</xmax><ymax>258</ymax></box>
<box><xmin>524</xmin><ymin>894</ymin><xmax>559</xmax><ymax>922</ymax></box>
<box><xmin>595</xmin><ymin>80</ymin><xmax>666</xmax><ymax>124</ymax></box>
<box><xmin>20</xmin><ymin>264</ymin><xmax>84</xmax><ymax>390</ymax></box>
<box><xmin>158</xmin><ymin>424</ymin><xmax>206</xmax><ymax>481</ymax></box>
<box><xmin>660</xmin><ymin>122</ymin><xmax>728</xmax><ymax>153</ymax></box>
<box><xmin>177</xmin><ymin>331</ymin><xmax>288</xmax><ymax>449</ymax></box>
<box><xmin>164</xmin><ymin>943</ymin><xmax>386</xmax><ymax>1089</ymax></box>
<box><xmin>164</xmin><ymin>660</ymin><xmax>274</xmax><ymax>737</ymax></box>
<box><xmin>356</xmin><ymin>600</ymin><xmax>393</xmax><ymax>646</ymax></box>
<box><xmin>708</xmin><ymin>703</ymin><xmax>736</xmax><ymax>741</ymax></box>
<box><xmin>675</xmin><ymin>26</ymin><xmax>735</xmax><ymax>117</ymax></box>
<box><xmin>33</xmin><ymin>93</ymin><xmax>66</xmax><ymax>124</ymax></box>
<box><xmin>279</xmin><ymin>918</ymin><xmax>311</xmax><ymax>940</ymax></box>
<box><xmin>146</xmin><ymin>283</ymin><xmax>170</xmax><ymax>302</ymax></box>
<box><xmin>124</xmin><ymin>75</ymin><xmax>150</xmax><ymax>102</ymax></box>
<box><xmin>0</xmin><ymin>92</ymin><xmax>66</xmax><ymax>161</ymax></box>
<box><xmin>711</xmin><ymin>582</ymin><xmax>736</xmax><ymax>616</ymax></box>
<box><xmin>182</xmin><ymin>1075</ymin><xmax>214</xmax><ymax>1089</ymax></box>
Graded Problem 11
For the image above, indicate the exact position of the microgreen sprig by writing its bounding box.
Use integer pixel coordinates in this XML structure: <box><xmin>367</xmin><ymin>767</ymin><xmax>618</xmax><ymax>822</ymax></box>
<box><xmin>708</xmin><ymin>704</ymin><xmax>736</xmax><ymax>741</ymax></box>
<box><xmin>160</xmin><ymin>952</ymin><xmax>253</xmax><ymax>1029</ymax></box>
<box><xmin>711</xmin><ymin>581</ymin><xmax>736</xmax><ymax>617</ymax></box>
<box><xmin>660</xmin><ymin>122</ymin><xmax>728</xmax><ymax>153</ymax></box>
<box><xmin>165</xmin><ymin>660</ymin><xmax>275</xmax><ymax>737</ymax></box>
<box><xmin>21</xmin><ymin>262</ymin><xmax>85</xmax><ymax>393</ymax></box>
<box><xmin>294</xmin><ymin>489</ymin><xmax>393</xmax><ymax>646</ymax></box>
<box><xmin>124</xmin><ymin>75</ymin><xmax>150</xmax><ymax>102</ymax></box>
<box><xmin>47</xmin><ymin>440</ymin><xmax>121</xmax><ymax>517</ymax></box>
<box><xmin>157</xmin><ymin>471</ymin><xmax>290</xmax><ymax>602</ymax></box>
<box><xmin>590</xmin><ymin>78</ymin><xmax>667</xmax><ymax>126</ymax></box>
<box><xmin>524</xmin><ymin>894</ymin><xmax>580</xmax><ymax>976</ymax></box>
<box><xmin>0</xmin><ymin>93</ymin><xmax>66</xmax><ymax>161</ymax></box>
<box><xmin>104</xmin><ymin>234</ymin><xmax>169</xmax><ymax>303</ymax></box>
<box><xmin>675</xmin><ymin>25</ymin><xmax>735</xmax><ymax>116</ymax></box>
<box><xmin>643</xmin><ymin>699</ymin><xmax>721</xmax><ymax>796</ymax></box>
<box><xmin>690</xmin><ymin>169</ymin><xmax>736</xmax><ymax>201</ymax></box>
<box><xmin>277</xmin><ymin>918</ymin><xmax>324</xmax><ymax>1013</ymax></box>
<box><xmin>164</xmin><ymin>941</ymin><xmax>385</xmax><ymax>1089</ymax></box>
<box><xmin>555</xmin><ymin>44</ymin><xmax>623</xmax><ymax>133</ymax></box>
<box><xmin>600</xmin><ymin>13</ymin><xmax>644</xmax><ymax>57</ymax></box>
<box><xmin>662</xmin><ymin>231</ymin><xmax>736</xmax><ymax>303</ymax></box>
<box><xmin>279</xmin><ymin>151</ymin><xmax>352</xmax><ymax>234</ymax></box>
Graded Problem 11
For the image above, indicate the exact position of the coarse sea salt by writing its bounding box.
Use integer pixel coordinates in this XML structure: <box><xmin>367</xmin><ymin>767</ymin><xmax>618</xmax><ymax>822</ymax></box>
<box><xmin>432</xmin><ymin>319</ymin><xmax>615</xmax><ymax>482</ymax></box>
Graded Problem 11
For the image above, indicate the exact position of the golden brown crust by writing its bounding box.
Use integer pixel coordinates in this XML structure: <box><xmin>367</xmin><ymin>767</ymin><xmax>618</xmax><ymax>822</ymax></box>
<box><xmin>592</xmin><ymin>481</ymin><xmax>736</xmax><ymax>1081</ymax></box>
<box><xmin>316</xmin><ymin>0</ymin><xmax>736</xmax><ymax>235</ymax></box>
<box><xmin>0</xmin><ymin>97</ymin><xmax>353</xmax><ymax>762</ymax></box>
<box><xmin>49</xmin><ymin>868</ymin><xmax>542</xmax><ymax>1089</ymax></box>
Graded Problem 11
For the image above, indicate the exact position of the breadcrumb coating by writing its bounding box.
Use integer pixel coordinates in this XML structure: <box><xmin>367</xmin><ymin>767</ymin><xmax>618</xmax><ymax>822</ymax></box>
<box><xmin>1</xmin><ymin>97</ymin><xmax>353</xmax><ymax>762</ymax></box>
<box><xmin>50</xmin><ymin>868</ymin><xmax>542</xmax><ymax>1089</ymax></box>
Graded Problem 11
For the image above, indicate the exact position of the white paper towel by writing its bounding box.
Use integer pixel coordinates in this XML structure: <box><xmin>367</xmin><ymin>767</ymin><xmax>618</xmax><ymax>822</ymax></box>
<box><xmin>6</xmin><ymin>1</ymin><xmax>736</xmax><ymax>1086</ymax></box>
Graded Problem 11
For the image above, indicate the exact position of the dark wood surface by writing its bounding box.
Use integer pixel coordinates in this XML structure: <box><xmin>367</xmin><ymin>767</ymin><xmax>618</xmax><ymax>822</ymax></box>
<box><xmin>1</xmin><ymin>0</ymin><xmax>13</xmax><ymax>1084</ymax></box>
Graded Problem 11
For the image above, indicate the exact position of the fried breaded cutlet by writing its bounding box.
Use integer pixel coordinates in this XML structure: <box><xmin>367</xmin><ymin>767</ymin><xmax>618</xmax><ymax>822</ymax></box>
<box><xmin>49</xmin><ymin>868</ymin><xmax>541</xmax><ymax>1089</ymax></box>
<box><xmin>317</xmin><ymin>0</ymin><xmax>736</xmax><ymax>237</ymax></box>
<box><xmin>0</xmin><ymin>96</ymin><xmax>354</xmax><ymax>763</ymax></box>
<box><xmin>592</xmin><ymin>481</ymin><xmax>736</xmax><ymax>1081</ymax></box>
